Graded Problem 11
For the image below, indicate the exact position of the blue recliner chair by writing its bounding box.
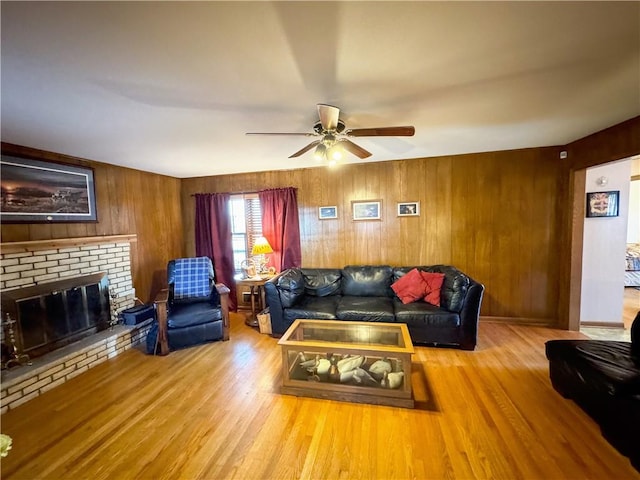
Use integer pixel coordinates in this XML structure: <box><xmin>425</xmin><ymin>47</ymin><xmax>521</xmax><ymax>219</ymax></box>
<box><xmin>147</xmin><ymin>257</ymin><xmax>230</xmax><ymax>355</ymax></box>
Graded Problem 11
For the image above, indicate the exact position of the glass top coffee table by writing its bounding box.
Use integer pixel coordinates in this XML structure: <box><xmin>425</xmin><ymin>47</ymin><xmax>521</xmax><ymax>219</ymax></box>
<box><xmin>277</xmin><ymin>319</ymin><xmax>415</xmax><ymax>408</ymax></box>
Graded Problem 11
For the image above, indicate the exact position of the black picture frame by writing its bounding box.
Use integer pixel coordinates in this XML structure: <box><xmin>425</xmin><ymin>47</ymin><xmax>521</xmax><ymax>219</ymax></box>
<box><xmin>1</xmin><ymin>155</ymin><xmax>98</xmax><ymax>223</ymax></box>
<box><xmin>586</xmin><ymin>190</ymin><xmax>619</xmax><ymax>218</ymax></box>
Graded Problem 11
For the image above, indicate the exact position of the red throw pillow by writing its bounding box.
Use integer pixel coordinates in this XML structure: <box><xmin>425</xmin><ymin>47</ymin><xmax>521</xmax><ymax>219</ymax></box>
<box><xmin>391</xmin><ymin>268</ymin><xmax>427</xmax><ymax>304</ymax></box>
<box><xmin>420</xmin><ymin>271</ymin><xmax>445</xmax><ymax>306</ymax></box>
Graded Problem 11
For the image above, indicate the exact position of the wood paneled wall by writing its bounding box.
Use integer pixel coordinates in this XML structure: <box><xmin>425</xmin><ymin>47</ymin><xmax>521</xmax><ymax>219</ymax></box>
<box><xmin>5</xmin><ymin>117</ymin><xmax>636</xmax><ymax>325</ymax></box>
<box><xmin>557</xmin><ymin>115</ymin><xmax>640</xmax><ymax>329</ymax></box>
<box><xmin>181</xmin><ymin>147</ymin><xmax>564</xmax><ymax>323</ymax></box>
<box><xmin>1</xmin><ymin>143</ymin><xmax>184</xmax><ymax>303</ymax></box>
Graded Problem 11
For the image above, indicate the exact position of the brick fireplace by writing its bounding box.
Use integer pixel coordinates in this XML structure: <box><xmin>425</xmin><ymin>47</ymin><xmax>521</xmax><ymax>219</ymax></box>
<box><xmin>0</xmin><ymin>235</ymin><xmax>152</xmax><ymax>413</ymax></box>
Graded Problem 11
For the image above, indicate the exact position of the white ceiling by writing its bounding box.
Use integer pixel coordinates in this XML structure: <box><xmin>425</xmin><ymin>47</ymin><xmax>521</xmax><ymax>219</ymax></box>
<box><xmin>1</xmin><ymin>2</ymin><xmax>639</xmax><ymax>178</ymax></box>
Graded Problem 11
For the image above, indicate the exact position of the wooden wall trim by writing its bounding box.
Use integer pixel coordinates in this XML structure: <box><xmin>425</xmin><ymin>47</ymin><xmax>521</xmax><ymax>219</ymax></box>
<box><xmin>566</xmin><ymin>169</ymin><xmax>586</xmax><ymax>331</ymax></box>
<box><xmin>580</xmin><ymin>321</ymin><xmax>625</xmax><ymax>328</ymax></box>
<box><xmin>1</xmin><ymin>234</ymin><xmax>137</xmax><ymax>254</ymax></box>
<box><xmin>562</xmin><ymin>116</ymin><xmax>640</xmax><ymax>331</ymax></box>
<box><xmin>480</xmin><ymin>316</ymin><xmax>555</xmax><ymax>327</ymax></box>
<box><xmin>566</xmin><ymin>116</ymin><xmax>640</xmax><ymax>170</ymax></box>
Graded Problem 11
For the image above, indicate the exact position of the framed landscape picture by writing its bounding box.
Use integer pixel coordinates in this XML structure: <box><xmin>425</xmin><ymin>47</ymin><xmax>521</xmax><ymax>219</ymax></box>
<box><xmin>1</xmin><ymin>155</ymin><xmax>98</xmax><ymax>223</ymax></box>
<box><xmin>397</xmin><ymin>201</ymin><xmax>420</xmax><ymax>217</ymax></box>
<box><xmin>318</xmin><ymin>206</ymin><xmax>337</xmax><ymax>219</ymax></box>
<box><xmin>352</xmin><ymin>200</ymin><xmax>382</xmax><ymax>221</ymax></box>
<box><xmin>586</xmin><ymin>191</ymin><xmax>619</xmax><ymax>218</ymax></box>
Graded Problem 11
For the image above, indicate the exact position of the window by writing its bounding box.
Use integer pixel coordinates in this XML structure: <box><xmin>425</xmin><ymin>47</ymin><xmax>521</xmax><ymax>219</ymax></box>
<box><xmin>229</xmin><ymin>194</ymin><xmax>262</xmax><ymax>277</ymax></box>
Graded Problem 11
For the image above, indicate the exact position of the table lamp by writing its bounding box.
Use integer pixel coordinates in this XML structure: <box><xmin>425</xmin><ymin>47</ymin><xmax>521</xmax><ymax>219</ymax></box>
<box><xmin>251</xmin><ymin>236</ymin><xmax>273</xmax><ymax>274</ymax></box>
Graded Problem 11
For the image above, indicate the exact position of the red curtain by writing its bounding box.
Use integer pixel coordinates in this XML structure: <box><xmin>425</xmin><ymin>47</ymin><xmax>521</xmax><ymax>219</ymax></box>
<box><xmin>195</xmin><ymin>193</ymin><xmax>237</xmax><ymax>311</ymax></box>
<box><xmin>259</xmin><ymin>187</ymin><xmax>302</xmax><ymax>271</ymax></box>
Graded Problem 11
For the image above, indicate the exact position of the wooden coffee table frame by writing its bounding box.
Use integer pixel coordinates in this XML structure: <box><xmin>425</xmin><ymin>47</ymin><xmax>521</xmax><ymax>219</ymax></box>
<box><xmin>277</xmin><ymin>319</ymin><xmax>415</xmax><ymax>408</ymax></box>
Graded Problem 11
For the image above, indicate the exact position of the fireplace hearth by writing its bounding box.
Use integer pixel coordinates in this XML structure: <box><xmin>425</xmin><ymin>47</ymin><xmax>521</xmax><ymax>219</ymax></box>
<box><xmin>1</xmin><ymin>273</ymin><xmax>111</xmax><ymax>364</ymax></box>
<box><xmin>1</xmin><ymin>235</ymin><xmax>142</xmax><ymax>412</ymax></box>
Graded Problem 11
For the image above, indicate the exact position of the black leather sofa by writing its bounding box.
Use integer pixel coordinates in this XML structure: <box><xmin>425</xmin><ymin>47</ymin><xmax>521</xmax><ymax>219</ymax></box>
<box><xmin>264</xmin><ymin>265</ymin><xmax>484</xmax><ymax>350</ymax></box>
<box><xmin>545</xmin><ymin>312</ymin><xmax>640</xmax><ymax>471</ymax></box>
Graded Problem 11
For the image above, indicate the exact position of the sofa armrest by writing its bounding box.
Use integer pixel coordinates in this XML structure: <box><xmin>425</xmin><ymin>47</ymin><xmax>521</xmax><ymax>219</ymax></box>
<box><xmin>458</xmin><ymin>279</ymin><xmax>485</xmax><ymax>350</ymax></box>
<box><xmin>215</xmin><ymin>283</ymin><xmax>231</xmax><ymax>341</ymax></box>
<box><xmin>153</xmin><ymin>289</ymin><xmax>170</xmax><ymax>356</ymax></box>
<box><xmin>265</xmin><ymin>273</ymin><xmax>286</xmax><ymax>335</ymax></box>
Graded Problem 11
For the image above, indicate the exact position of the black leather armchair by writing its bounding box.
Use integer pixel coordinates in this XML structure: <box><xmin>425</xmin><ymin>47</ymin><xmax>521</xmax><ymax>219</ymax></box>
<box><xmin>545</xmin><ymin>312</ymin><xmax>640</xmax><ymax>471</ymax></box>
<box><xmin>147</xmin><ymin>257</ymin><xmax>230</xmax><ymax>355</ymax></box>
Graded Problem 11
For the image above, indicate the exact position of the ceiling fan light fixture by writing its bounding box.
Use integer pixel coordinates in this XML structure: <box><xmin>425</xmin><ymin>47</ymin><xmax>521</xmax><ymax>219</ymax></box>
<box><xmin>314</xmin><ymin>143</ymin><xmax>327</xmax><ymax>161</ymax></box>
<box><xmin>329</xmin><ymin>145</ymin><xmax>342</xmax><ymax>161</ymax></box>
<box><xmin>247</xmin><ymin>104</ymin><xmax>415</xmax><ymax>166</ymax></box>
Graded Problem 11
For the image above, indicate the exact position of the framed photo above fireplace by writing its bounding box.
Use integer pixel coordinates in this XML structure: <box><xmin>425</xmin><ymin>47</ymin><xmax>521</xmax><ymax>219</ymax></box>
<box><xmin>1</xmin><ymin>155</ymin><xmax>98</xmax><ymax>223</ymax></box>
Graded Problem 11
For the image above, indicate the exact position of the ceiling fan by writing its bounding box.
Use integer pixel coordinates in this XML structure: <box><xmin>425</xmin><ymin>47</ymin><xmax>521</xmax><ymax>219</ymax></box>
<box><xmin>246</xmin><ymin>104</ymin><xmax>415</xmax><ymax>164</ymax></box>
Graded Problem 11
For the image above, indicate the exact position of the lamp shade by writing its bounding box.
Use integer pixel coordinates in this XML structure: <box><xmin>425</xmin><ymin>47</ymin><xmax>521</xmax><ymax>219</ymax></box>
<box><xmin>251</xmin><ymin>236</ymin><xmax>273</xmax><ymax>255</ymax></box>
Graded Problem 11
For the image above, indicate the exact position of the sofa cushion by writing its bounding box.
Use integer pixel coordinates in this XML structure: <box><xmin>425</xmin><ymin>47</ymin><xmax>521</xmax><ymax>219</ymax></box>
<box><xmin>341</xmin><ymin>265</ymin><xmax>394</xmax><ymax>297</ymax></box>
<box><xmin>276</xmin><ymin>268</ymin><xmax>305</xmax><ymax>308</ymax></box>
<box><xmin>302</xmin><ymin>268</ymin><xmax>342</xmax><ymax>296</ymax></box>
<box><xmin>545</xmin><ymin>339</ymin><xmax>640</xmax><ymax>396</ymax></box>
<box><xmin>391</xmin><ymin>268</ymin><xmax>427</xmax><ymax>304</ymax></box>
<box><xmin>284</xmin><ymin>295</ymin><xmax>340</xmax><ymax>322</ymax></box>
<box><xmin>336</xmin><ymin>296</ymin><xmax>395</xmax><ymax>322</ymax></box>
<box><xmin>422</xmin><ymin>265</ymin><xmax>469</xmax><ymax>312</ymax></box>
<box><xmin>168</xmin><ymin>301</ymin><xmax>222</xmax><ymax>328</ymax></box>
<box><xmin>393</xmin><ymin>299</ymin><xmax>460</xmax><ymax>328</ymax></box>
<box><xmin>420</xmin><ymin>271</ymin><xmax>445</xmax><ymax>306</ymax></box>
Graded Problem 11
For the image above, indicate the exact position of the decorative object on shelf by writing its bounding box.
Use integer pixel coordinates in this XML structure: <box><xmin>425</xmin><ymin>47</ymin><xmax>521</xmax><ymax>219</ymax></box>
<box><xmin>290</xmin><ymin>351</ymin><xmax>406</xmax><ymax>389</ymax></box>
<box><xmin>0</xmin><ymin>154</ymin><xmax>97</xmax><ymax>223</ymax></box>
<box><xmin>381</xmin><ymin>371</ymin><xmax>404</xmax><ymax>389</ymax></box>
<box><xmin>352</xmin><ymin>200</ymin><xmax>382</xmax><ymax>221</ymax></box>
<box><xmin>397</xmin><ymin>201</ymin><xmax>420</xmax><ymax>217</ymax></box>
<box><xmin>319</xmin><ymin>205</ymin><xmax>338</xmax><ymax>219</ymax></box>
<box><xmin>240</xmin><ymin>259</ymin><xmax>257</xmax><ymax>279</ymax></box>
<box><xmin>368</xmin><ymin>357</ymin><xmax>392</xmax><ymax>380</ymax></box>
<box><xmin>316</xmin><ymin>358</ymin><xmax>331</xmax><ymax>375</ymax></box>
<box><xmin>2</xmin><ymin>313</ymin><xmax>31</xmax><ymax>369</ymax></box>
<box><xmin>337</xmin><ymin>354</ymin><xmax>365</xmax><ymax>373</ymax></box>
<box><xmin>329</xmin><ymin>357</ymin><xmax>340</xmax><ymax>383</ymax></box>
<box><xmin>352</xmin><ymin>367</ymin><xmax>378</xmax><ymax>386</ymax></box>
<box><xmin>586</xmin><ymin>190</ymin><xmax>620</xmax><ymax>218</ymax></box>
<box><xmin>251</xmin><ymin>236</ymin><xmax>274</xmax><ymax>273</ymax></box>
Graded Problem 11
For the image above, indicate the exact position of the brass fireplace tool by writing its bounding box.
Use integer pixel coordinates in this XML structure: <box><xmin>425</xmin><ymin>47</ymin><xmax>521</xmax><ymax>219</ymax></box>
<box><xmin>2</xmin><ymin>312</ymin><xmax>32</xmax><ymax>369</ymax></box>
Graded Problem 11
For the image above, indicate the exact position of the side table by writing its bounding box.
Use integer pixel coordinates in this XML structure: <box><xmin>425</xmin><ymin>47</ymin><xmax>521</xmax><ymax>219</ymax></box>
<box><xmin>236</xmin><ymin>277</ymin><xmax>270</xmax><ymax>327</ymax></box>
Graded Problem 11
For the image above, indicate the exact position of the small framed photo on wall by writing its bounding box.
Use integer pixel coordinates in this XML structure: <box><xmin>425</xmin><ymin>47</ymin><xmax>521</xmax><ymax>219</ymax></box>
<box><xmin>397</xmin><ymin>201</ymin><xmax>420</xmax><ymax>217</ymax></box>
<box><xmin>318</xmin><ymin>206</ymin><xmax>338</xmax><ymax>219</ymax></box>
<box><xmin>352</xmin><ymin>200</ymin><xmax>382</xmax><ymax>221</ymax></box>
<box><xmin>586</xmin><ymin>191</ymin><xmax>619</xmax><ymax>218</ymax></box>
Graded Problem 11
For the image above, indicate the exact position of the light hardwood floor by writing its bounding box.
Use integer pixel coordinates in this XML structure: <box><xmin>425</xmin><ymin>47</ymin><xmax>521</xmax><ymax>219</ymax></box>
<box><xmin>1</xmin><ymin>314</ymin><xmax>638</xmax><ymax>480</ymax></box>
<box><xmin>624</xmin><ymin>287</ymin><xmax>640</xmax><ymax>329</ymax></box>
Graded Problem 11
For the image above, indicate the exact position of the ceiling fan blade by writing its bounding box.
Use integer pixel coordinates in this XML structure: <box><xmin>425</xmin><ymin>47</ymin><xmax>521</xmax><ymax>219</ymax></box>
<box><xmin>347</xmin><ymin>126</ymin><xmax>415</xmax><ymax>137</ymax></box>
<box><xmin>340</xmin><ymin>139</ymin><xmax>372</xmax><ymax>159</ymax></box>
<box><xmin>317</xmin><ymin>104</ymin><xmax>340</xmax><ymax>131</ymax></box>
<box><xmin>246</xmin><ymin>132</ymin><xmax>315</xmax><ymax>136</ymax></box>
<box><xmin>289</xmin><ymin>140</ymin><xmax>322</xmax><ymax>158</ymax></box>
